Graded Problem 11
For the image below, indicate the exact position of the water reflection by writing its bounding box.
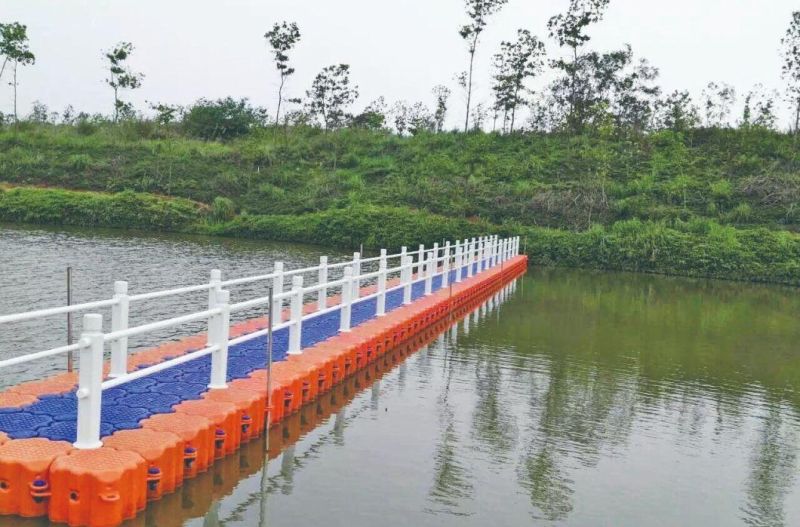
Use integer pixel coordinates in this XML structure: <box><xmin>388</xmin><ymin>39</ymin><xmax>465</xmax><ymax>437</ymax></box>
<box><xmin>4</xmin><ymin>225</ymin><xmax>800</xmax><ymax>526</ymax></box>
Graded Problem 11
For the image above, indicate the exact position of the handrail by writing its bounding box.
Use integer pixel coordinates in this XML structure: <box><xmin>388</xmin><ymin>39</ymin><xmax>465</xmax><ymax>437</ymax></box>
<box><xmin>0</xmin><ymin>298</ymin><xmax>118</xmax><ymax>325</ymax></box>
<box><xmin>0</xmin><ymin>234</ymin><xmax>521</xmax><ymax>450</ymax></box>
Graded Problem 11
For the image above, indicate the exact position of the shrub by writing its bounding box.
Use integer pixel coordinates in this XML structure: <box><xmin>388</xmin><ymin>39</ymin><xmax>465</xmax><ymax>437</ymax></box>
<box><xmin>210</xmin><ymin>196</ymin><xmax>236</xmax><ymax>222</ymax></box>
<box><xmin>182</xmin><ymin>97</ymin><xmax>266</xmax><ymax>141</ymax></box>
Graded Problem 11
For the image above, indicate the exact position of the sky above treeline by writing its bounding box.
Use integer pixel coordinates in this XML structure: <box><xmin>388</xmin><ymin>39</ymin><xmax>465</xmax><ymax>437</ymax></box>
<box><xmin>2</xmin><ymin>0</ymin><xmax>798</xmax><ymax>129</ymax></box>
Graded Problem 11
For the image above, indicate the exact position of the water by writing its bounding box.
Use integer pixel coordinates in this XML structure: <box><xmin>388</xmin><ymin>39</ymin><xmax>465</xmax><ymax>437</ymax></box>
<box><xmin>2</xmin><ymin>225</ymin><xmax>800</xmax><ymax>526</ymax></box>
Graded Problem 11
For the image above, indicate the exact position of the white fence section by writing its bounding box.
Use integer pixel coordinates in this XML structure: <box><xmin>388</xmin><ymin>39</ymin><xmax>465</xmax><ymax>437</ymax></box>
<box><xmin>0</xmin><ymin>236</ymin><xmax>521</xmax><ymax>449</ymax></box>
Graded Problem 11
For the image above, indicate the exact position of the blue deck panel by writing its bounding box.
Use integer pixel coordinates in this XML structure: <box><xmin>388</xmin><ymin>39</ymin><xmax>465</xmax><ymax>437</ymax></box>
<box><xmin>0</xmin><ymin>264</ymin><xmax>474</xmax><ymax>442</ymax></box>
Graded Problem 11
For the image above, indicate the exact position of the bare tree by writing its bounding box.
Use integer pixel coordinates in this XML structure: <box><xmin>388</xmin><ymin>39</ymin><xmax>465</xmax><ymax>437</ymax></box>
<box><xmin>432</xmin><ymin>85</ymin><xmax>452</xmax><ymax>132</ymax></box>
<box><xmin>265</xmin><ymin>22</ymin><xmax>301</xmax><ymax>125</ymax></box>
<box><xmin>548</xmin><ymin>0</ymin><xmax>610</xmax><ymax>133</ymax></box>
<box><xmin>492</xmin><ymin>29</ymin><xmax>546</xmax><ymax>133</ymax></box>
<box><xmin>740</xmin><ymin>84</ymin><xmax>778</xmax><ymax>130</ymax></box>
<box><xmin>459</xmin><ymin>0</ymin><xmax>509</xmax><ymax>132</ymax></box>
<box><xmin>104</xmin><ymin>42</ymin><xmax>143</xmax><ymax>121</ymax></box>
<box><xmin>701</xmin><ymin>82</ymin><xmax>736</xmax><ymax>128</ymax></box>
<box><xmin>781</xmin><ymin>11</ymin><xmax>800</xmax><ymax>133</ymax></box>
<box><xmin>0</xmin><ymin>22</ymin><xmax>35</xmax><ymax>123</ymax></box>
<box><xmin>305</xmin><ymin>64</ymin><xmax>359</xmax><ymax>130</ymax></box>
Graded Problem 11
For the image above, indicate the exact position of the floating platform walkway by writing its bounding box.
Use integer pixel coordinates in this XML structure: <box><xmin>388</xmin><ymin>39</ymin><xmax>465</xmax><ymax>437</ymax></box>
<box><xmin>0</xmin><ymin>236</ymin><xmax>526</xmax><ymax>526</ymax></box>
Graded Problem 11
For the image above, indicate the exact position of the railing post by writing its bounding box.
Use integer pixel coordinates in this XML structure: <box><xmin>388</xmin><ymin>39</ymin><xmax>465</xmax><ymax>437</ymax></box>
<box><xmin>208</xmin><ymin>290</ymin><xmax>231</xmax><ymax>389</ymax></box>
<box><xmin>442</xmin><ymin>241</ymin><xmax>450</xmax><ymax>288</ymax></box>
<box><xmin>109</xmin><ymin>280</ymin><xmax>129</xmax><ymax>378</ymax></box>
<box><xmin>455</xmin><ymin>240</ymin><xmax>463</xmax><ymax>283</ymax></box>
<box><xmin>272</xmin><ymin>262</ymin><xmax>284</xmax><ymax>323</ymax></box>
<box><xmin>209</xmin><ymin>269</ymin><xmax>222</xmax><ymax>310</ymax></box>
<box><xmin>351</xmin><ymin>252</ymin><xmax>361</xmax><ymax>300</ymax></box>
<box><xmin>425</xmin><ymin>250</ymin><xmax>433</xmax><ymax>296</ymax></box>
<box><xmin>340</xmin><ymin>267</ymin><xmax>353</xmax><ymax>332</ymax></box>
<box><xmin>467</xmin><ymin>238</ymin><xmax>475</xmax><ymax>278</ymax></box>
<box><xmin>402</xmin><ymin>256</ymin><xmax>413</xmax><ymax>305</ymax></box>
<box><xmin>431</xmin><ymin>243</ymin><xmax>439</xmax><ymax>289</ymax></box>
<box><xmin>516</xmin><ymin>236</ymin><xmax>521</xmax><ymax>256</ymax></box>
<box><xmin>288</xmin><ymin>276</ymin><xmax>304</xmax><ymax>355</ymax></box>
<box><xmin>417</xmin><ymin>244</ymin><xmax>425</xmax><ymax>279</ymax></box>
<box><xmin>74</xmin><ymin>313</ymin><xmax>104</xmax><ymax>450</ymax></box>
<box><xmin>377</xmin><ymin>249</ymin><xmax>387</xmax><ymax>316</ymax></box>
<box><xmin>318</xmin><ymin>256</ymin><xmax>328</xmax><ymax>311</ymax></box>
<box><xmin>492</xmin><ymin>235</ymin><xmax>499</xmax><ymax>266</ymax></box>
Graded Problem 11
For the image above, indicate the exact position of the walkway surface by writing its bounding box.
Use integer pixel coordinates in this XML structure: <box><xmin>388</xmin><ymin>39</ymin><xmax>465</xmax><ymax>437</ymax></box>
<box><xmin>0</xmin><ymin>255</ymin><xmax>528</xmax><ymax>527</ymax></box>
<box><xmin>0</xmin><ymin>267</ymin><xmax>465</xmax><ymax>441</ymax></box>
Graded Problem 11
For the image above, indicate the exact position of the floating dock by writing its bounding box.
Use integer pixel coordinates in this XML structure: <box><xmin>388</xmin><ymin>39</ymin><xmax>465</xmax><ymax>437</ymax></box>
<box><xmin>0</xmin><ymin>237</ymin><xmax>526</xmax><ymax>526</ymax></box>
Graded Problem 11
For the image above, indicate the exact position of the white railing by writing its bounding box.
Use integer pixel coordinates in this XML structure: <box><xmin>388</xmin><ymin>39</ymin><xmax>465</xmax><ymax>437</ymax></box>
<box><xmin>0</xmin><ymin>235</ymin><xmax>520</xmax><ymax>449</ymax></box>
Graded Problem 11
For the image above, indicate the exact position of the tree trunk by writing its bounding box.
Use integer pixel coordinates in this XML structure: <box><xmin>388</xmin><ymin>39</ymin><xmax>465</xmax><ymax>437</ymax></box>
<box><xmin>795</xmin><ymin>98</ymin><xmax>800</xmax><ymax>135</ymax></box>
<box><xmin>510</xmin><ymin>85</ymin><xmax>520</xmax><ymax>133</ymax></box>
<box><xmin>464</xmin><ymin>37</ymin><xmax>478</xmax><ymax>132</ymax></box>
<box><xmin>113</xmin><ymin>85</ymin><xmax>119</xmax><ymax>122</ymax></box>
<box><xmin>569</xmin><ymin>46</ymin><xmax>579</xmax><ymax>134</ymax></box>
<box><xmin>12</xmin><ymin>61</ymin><xmax>17</xmax><ymax>125</ymax></box>
<box><xmin>275</xmin><ymin>75</ymin><xmax>285</xmax><ymax>125</ymax></box>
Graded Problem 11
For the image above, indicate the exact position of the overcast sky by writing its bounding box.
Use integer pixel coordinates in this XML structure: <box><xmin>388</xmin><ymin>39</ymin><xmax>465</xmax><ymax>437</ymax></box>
<box><xmin>1</xmin><ymin>0</ymin><xmax>797</xmax><ymax>129</ymax></box>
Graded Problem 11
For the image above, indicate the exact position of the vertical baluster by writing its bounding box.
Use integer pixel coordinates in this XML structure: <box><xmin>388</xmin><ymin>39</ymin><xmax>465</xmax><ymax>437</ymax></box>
<box><xmin>417</xmin><ymin>244</ymin><xmax>425</xmax><ymax>279</ymax></box>
<box><xmin>340</xmin><ymin>267</ymin><xmax>353</xmax><ymax>332</ymax></box>
<box><xmin>272</xmin><ymin>262</ymin><xmax>284</xmax><ymax>323</ymax></box>
<box><xmin>402</xmin><ymin>255</ymin><xmax>413</xmax><ymax>305</ymax></box>
<box><xmin>425</xmin><ymin>249</ymin><xmax>433</xmax><ymax>295</ymax></box>
<box><xmin>209</xmin><ymin>290</ymin><xmax>231</xmax><ymax>389</ymax></box>
<box><xmin>351</xmin><ymin>252</ymin><xmax>361</xmax><ymax>299</ymax></box>
<box><xmin>442</xmin><ymin>241</ymin><xmax>450</xmax><ymax>288</ymax></box>
<box><xmin>377</xmin><ymin>249</ymin><xmax>387</xmax><ymax>316</ymax></box>
<box><xmin>74</xmin><ymin>313</ymin><xmax>104</xmax><ymax>449</ymax></box>
<box><xmin>467</xmin><ymin>238</ymin><xmax>475</xmax><ymax>278</ymax></box>
<box><xmin>288</xmin><ymin>276</ymin><xmax>304</xmax><ymax>355</ymax></box>
<box><xmin>318</xmin><ymin>256</ymin><xmax>328</xmax><ymax>311</ymax></box>
<box><xmin>109</xmin><ymin>280</ymin><xmax>129</xmax><ymax>378</ymax></box>
<box><xmin>455</xmin><ymin>240</ymin><xmax>463</xmax><ymax>283</ymax></box>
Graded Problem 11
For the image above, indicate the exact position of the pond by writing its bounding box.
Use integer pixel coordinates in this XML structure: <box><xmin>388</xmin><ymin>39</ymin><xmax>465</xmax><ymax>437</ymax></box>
<box><xmin>1</xmin><ymin>225</ymin><xmax>799</xmax><ymax>526</ymax></box>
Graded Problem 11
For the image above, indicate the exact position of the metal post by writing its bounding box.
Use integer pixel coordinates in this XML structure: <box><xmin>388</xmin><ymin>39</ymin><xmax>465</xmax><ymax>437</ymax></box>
<box><xmin>402</xmin><ymin>256</ymin><xmax>412</xmax><ymax>305</ymax></box>
<box><xmin>340</xmin><ymin>267</ymin><xmax>353</xmax><ymax>332</ymax></box>
<box><xmin>109</xmin><ymin>280</ymin><xmax>129</xmax><ymax>378</ymax></box>
<box><xmin>66</xmin><ymin>266</ymin><xmax>74</xmax><ymax>372</ymax></box>
<box><xmin>265</xmin><ymin>287</ymin><xmax>274</xmax><ymax>430</ymax></box>
<box><xmin>351</xmin><ymin>252</ymin><xmax>361</xmax><ymax>299</ymax></box>
<box><xmin>417</xmin><ymin>244</ymin><xmax>425</xmax><ymax>279</ymax></box>
<box><xmin>377</xmin><ymin>249</ymin><xmax>387</xmax><ymax>316</ymax></box>
<box><xmin>467</xmin><ymin>238</ymin><xmax>475</xmax><ymax>278</ymax></box>
<box><xmin>74</xmin><ymin>313</ymin><xmax>104</xmax><ymax>449</ymax></box>
<box><xmin>272</xmin><ymin>262</ymin><xmax>284</xmax><ymax>323</ymax></box>
<box><xmin>318</xmin><ymin>256</ymin><xmax>328</xmax><ymax>310</ymax></box>
<box><xmin>209</xmin><ymin>290</ymin><xmax>231</xmax><ymax>389</ymax></box>
<box><xmin>288</xmin><ymin>276</ymin><xmax>304</xmax><ymax>355</ymax></box>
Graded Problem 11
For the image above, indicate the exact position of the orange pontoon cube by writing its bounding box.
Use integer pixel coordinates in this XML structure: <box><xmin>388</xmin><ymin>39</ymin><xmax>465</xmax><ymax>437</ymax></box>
<box><xmin>48</xmin><ymin>447</ymin><xmax>146</xmax><ymax>527</ymax></box>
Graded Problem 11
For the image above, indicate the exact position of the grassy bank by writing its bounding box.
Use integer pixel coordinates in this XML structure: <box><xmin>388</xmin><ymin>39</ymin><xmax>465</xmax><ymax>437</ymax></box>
<box><xmin>2</xmin><ymin>186</ymin><xmax>799</xmax><ymax>286</ymax></box>
<box><xmin>2</xmin><ymin>124</ymin><xmax>799</xmax><ymax>233</ymax></box>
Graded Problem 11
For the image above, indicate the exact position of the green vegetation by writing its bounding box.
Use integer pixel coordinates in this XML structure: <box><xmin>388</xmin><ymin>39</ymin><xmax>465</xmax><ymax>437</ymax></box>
<box><xmin>1</xmin><ymin>5</ymin><xmax>799</xmax><ymax>285</ymax></box>
<box><xmin>2</xmin><ymin>124</ymin><xmax>799</xmax><ymax>231</ymax></box>
<box><xmin>3</xmin><ymin>177</ymin><xmax>800</xmax><ymax>285</ymax></box>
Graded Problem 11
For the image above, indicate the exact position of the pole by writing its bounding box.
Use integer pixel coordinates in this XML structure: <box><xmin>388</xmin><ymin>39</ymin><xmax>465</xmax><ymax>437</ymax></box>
<box><xmin>260</xmin><ymin>287</ymin><xmax>273</xmax><ymax>527</ymax></box>
<box><xmin>266</xmin><ymin>286</ymin><xmax>274</xmax><ymax>432</ymax></box>
<box><xmin>67</xmin><ymin>266</ymin><xmax>73</xmax><ymax>372</ymax></box>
